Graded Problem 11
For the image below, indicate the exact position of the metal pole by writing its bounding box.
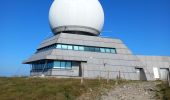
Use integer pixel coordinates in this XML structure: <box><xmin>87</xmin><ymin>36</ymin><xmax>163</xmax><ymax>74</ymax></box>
<box><xmin>168</xmin><ymin>70</ymin><xmax>170</xmax><ymax>87</ymax></box>
<box><xmin>119</xmin><ymin>70</ymin><xmax>121</xmax><ymax>80</ymax></box>
<box><xmin>98</xmin><ymin>65</ymin><xmax>101</xmax><ymax>81</ymax></box>
<box><xmin>107</xmin><ymin>71</ymin><xmax>110</xmax><ymax>83</ymax></box>
<box><xmin>81</xmin><ymin>63</ymin><xmax>84</xmax><ymax>84</ymax></box>
<box><xmin>42</xmin><ymin>60</ymin><xmax>48</xmax><ymax>77</ymax></box>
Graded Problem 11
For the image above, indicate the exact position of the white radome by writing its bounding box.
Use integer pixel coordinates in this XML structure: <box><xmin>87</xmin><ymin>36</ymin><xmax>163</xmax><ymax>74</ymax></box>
<box><xmin>49</xmin><ymin>0</ymin><xmax>104</xmax><ymax>35</ymax></box>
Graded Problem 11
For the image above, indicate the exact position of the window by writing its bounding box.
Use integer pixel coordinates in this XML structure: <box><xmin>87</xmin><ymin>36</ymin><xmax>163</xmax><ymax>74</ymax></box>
<box><xmin>110</xmin><ymin>49</ymin><xmax>116</xmax><ymax>54</ymax></box>
<box><xmin>47</xmin><ymin>62</ymin><xmax>53</xmax><ymax>68</ymax></box>
<box><xmin>79</xmin><ymin>46</ymin><xmax>84</xmax><ymax>51</ymax></box>
<box><xmin>68</xmin><ymin>45</ymin><xmax>73</xmax><ymax>50</ymax></box>
<box><xmin>54</xmin><ymin>61</ymin><xmax>60</xmax><ymax>68</ymax></box>
<box><xmin>62</xmin><ymin>45</ymin><xmax>68</xmax><ymax>49</ymax></box>
<box><xmin>89</xmin><ymin>47</ymin><xmax>95</xmax><ymax>52</ymax></box>
<box><xmin>105</xmin><ymin>48</ymin><xmax>111</xmax><ymax>53</ymax></box>
<box><xmin>66</xmin><ymin>62</ymin><xmax>72</xmax><ymax>69</ymax></box>
<box><xmin>84</xmin><ymin>47</ymin><xmax>89</xmax><ymax>51</ymax></box>
<box><xmin>100</xmin><ymin>48</ymin><xmax>105</xmax><ymax>53</ymax></box>
<box><xmin>60</xmin><ymin>61</ymin><xmax>66</xmax><ymax>69</ymax></box>
<box><xmin>37</xmin><ymin>43</ymin><xmax>117</xmax><ymax>54</ymax></box>
<box><xmin>51</xmin><ymin>44</ymin><xmax>56</xmax><ymax>49</ymax></box>
<box><xmin>53</xmin><ymin>61</ymin><xmax>72</xmax><ymax>69</ymax></box>
<box><xmin>74</xmin><ymin>46</ymin><xmax>79</xmax><ymax>50</ymax></box>
<box><xmin>56</xmin><ymin>44</ymin><xmax>62</xmax><ymax>49</ymax></box>
<box><xmin>95</xmin><ymin>48</ymin><xmax>100</xmax><ymax>52</ymax></box>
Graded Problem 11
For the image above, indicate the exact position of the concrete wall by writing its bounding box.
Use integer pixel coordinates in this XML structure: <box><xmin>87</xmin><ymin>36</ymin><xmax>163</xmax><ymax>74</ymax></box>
<box><xmin>137</xmin><ymin>56</ymin><xmax>170</xmax><ymax>80</ymax></box>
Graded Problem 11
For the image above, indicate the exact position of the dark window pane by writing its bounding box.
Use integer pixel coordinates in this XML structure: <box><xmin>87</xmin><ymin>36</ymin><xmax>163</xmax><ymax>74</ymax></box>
<box><xmin>84</xmin><ymin>47</ymin><xmax>89</xmax><ymax>51</ymax></box>
<box><xmin>95</xmin><ymin>48</ymin><xmax>100</xmax><ymax>52</ymax></box>
<box><xmin>89</xmin><ymin>47</ymin><xmax>95</xmax><ymax>52</ymax></box>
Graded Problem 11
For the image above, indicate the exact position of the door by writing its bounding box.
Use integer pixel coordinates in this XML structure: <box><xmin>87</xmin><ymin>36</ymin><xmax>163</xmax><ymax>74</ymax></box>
<box><xmin>136</xmin><ymin>68</ymin><xmax>147</xmax><ymax>81</ymax></box>
<box><xmin>160</xmin><ymin>68</ymin><xmax>169</xmax><ymax>80</ymax></box>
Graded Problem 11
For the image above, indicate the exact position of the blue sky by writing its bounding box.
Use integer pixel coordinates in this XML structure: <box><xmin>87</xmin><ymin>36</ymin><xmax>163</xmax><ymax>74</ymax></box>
<box><xmin>0</xmin><ymin>0</ymin><xmax>170</xmax><ymax>76</ymax></box>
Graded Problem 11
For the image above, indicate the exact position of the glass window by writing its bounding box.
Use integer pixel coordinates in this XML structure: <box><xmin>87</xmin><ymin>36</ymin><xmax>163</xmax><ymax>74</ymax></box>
<box><xmin>56</xmin><ymin>44</ymin><xmax>62</xmax><ymax>49</ymax></box>
<box><xmin>105</xmin><ymin>48</ymin><xmax>111</xmax><ymax>53</ymax></box>
<box><xmin>37</xmin><ymin>64</ymin><xmax>40</xmax><ymax>69</ymax></box>
<box><xmin>66</xmin><ymin>62</ymin><xmax>72</xmax><ymax>69</ymax></box>
<box><xmin>68</xmin><ymin>45</ymin><xmax>73</xmax><ymax>50</ymax></box>
<box><xmin>95</xmin><ymin>48</ymin><xmax>100</xmax><ymax>52</ymax></box>
<box><xmin>84</xmin><ymin>47</ymin><xmax>89</xmax><ymax>51</ymax></box>
<box><xmin>53</xmin><ymin>44</ymin><xmax>56</xmax><ymax>48</ymax></box>
<box><xmin>40</xmin><ymin>64</ymin><xmax>43</xmax><ymax>69</ymax></box>
<box><xmin>100</xmin><ymin>48</ymin><xmax>105</xmax><ymax>53</ymax></box>
<box><xmin>74</xmin><ymin>46</ymin><xmax>79</xmax><ymax>50</ymax></box>
<box><xmin>79</xmin><ymin>46</ymin><xmax>84</xmax><ymax>51</ymax></box>
<box><xmin>47</xmin><ymin>62</ymin><xmax>52</xmax><ymax>68</ymax></box>
<box><xmin>110</xmin><ymin>49</ymin><xmax>116</xmax><ymax>54</ymax></box>
<box><xmin>89</xmin><ymin>47</ymin><xmax>95</xmax><ymax>52</ymax></box>
<box><xmin>50</xmin><ymin>62</ymin><xmax>53</xmax><ymax>68</ymax></box>
<box><xmin>54</xmin><ymin>61</ymin><xmax>60</xmax><ymax>68</ymax></box>
<box><xmin>62</xmin><ymin>45</ymin><xmax>68</xmax><ymax>49</ymax></box>
<box><xmin>60</xmin><ymin>61</ymin><xmax>66</xmax><ymax>69</ymax></box>
<box><xmin>38</xmin><ymin>43</ymin><xmax>117</xmax><ymax>54</ymax></box>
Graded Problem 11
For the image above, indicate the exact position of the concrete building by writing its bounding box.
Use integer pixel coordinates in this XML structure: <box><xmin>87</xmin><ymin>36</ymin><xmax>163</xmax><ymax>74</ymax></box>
<box><xmin>23</xmin><ymin>0</ymin><xmax>170</xmax><ymax>81</ymax></box>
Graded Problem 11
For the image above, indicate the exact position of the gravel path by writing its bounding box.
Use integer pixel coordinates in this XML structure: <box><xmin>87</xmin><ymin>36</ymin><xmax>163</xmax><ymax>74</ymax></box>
<box><xmin>101</xmin><ymin>82</ymin><xmax>159</xmax><ymax>100</ymax></box>
<box><xmin>77</xmin><ymin>81</ymin><xmax>160</xmax><ymax>100</ymax></box>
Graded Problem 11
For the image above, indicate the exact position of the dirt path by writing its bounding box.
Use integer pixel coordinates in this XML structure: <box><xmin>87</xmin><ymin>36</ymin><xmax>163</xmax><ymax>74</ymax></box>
<box><xmin>77</xmin><ymin>81</ymin><xmax>160</xmax><ymax>100</ymax></box>
<box><xmin>101</xmin><ymin>81</ymin><xmax>159</xmax><ymax>100</ymax></box>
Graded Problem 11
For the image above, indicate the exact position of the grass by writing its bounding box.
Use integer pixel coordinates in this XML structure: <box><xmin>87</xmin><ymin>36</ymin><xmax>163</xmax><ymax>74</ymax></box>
<box><xmin>0</xmin><ymin>77</ymin><xmax>124</xmax><ymax>100</ymax></box>
<box><xmin>156</xmin><ymin>81</ymin><xmax>170</xmax><ymax>100</ymax></box>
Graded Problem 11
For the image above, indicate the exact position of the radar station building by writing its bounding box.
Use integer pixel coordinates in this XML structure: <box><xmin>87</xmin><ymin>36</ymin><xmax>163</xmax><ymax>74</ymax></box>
<box><xmin>23</xmin><ymin>0</ymin><xmax>170</xmax><ymax>81</ymax></box>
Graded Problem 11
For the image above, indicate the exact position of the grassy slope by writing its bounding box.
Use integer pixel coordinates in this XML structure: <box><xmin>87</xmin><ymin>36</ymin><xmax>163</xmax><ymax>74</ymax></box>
<box><xmin>156</xmin><ymin>82</ymin><xmax>170</xmax><ymax>100</ymax></box>
<box><xmin>0</xmin><ymin>77</ymin><xmax>119</xmax><ymax>100</ymax></box>
<box><xmin>2</xmin><ymin>77</ymin><xmax>169</xmax><ymax>100</ymax></box>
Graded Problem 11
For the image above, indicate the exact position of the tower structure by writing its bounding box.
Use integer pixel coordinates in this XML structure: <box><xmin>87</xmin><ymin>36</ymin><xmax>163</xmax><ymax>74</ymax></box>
<box><xmin>24</xmin><ymin>0</ymin><xmax>170</xmax><ymax>81</ymax></box>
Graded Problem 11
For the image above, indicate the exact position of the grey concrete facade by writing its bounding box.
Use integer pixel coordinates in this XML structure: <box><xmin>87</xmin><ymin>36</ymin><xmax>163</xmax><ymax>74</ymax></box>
<box><xmin>24</xmin><ymin>33</ymin><xmax>170</xmax><ymax>81</ymax></box>
<box><xmin>137</xmin><ymin>56</ymin><xmax>170</xmax><ymax>80</ymax></box>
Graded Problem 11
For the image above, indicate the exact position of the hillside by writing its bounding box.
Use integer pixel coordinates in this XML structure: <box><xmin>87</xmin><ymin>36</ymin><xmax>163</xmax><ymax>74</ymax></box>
<box><xmin>0</xmin><ymin>77</ymin><xmax>118</xmax><ymax>100</ymax></box>
<box><xmin>0</xmin><ymin>77</ymin><xmax>169</xmax><ymax>100</ymax></box>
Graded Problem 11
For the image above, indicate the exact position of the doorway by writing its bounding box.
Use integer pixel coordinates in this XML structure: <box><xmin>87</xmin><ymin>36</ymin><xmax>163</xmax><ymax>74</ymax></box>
<box><xmin>160</xmin><ymin>68</ymin><xmax>169</xmax><ymax>81</ymax></box>
<box><xmin>136</xmin><ymin>68</ymin><xmax>147</xmax><ymax>81</ymax></box>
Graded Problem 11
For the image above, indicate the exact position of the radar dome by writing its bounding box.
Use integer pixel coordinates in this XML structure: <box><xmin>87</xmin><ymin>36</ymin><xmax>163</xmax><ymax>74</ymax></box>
<box><xmin>49</xmin><ymin>0</ymin><xmax>104</xmax><ymax>36</ymax></box>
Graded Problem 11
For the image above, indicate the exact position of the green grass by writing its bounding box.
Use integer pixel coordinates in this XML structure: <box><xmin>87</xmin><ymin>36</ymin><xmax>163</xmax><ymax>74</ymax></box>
<box><xmin>0</xmin><ymin>77</ymin><xmax>122</xmax><ymax>100</ymax></box>
<box><xmin>156</xmin><ymin>81</ymin><xmax>170</xmax><ymax>100</ymax></box>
